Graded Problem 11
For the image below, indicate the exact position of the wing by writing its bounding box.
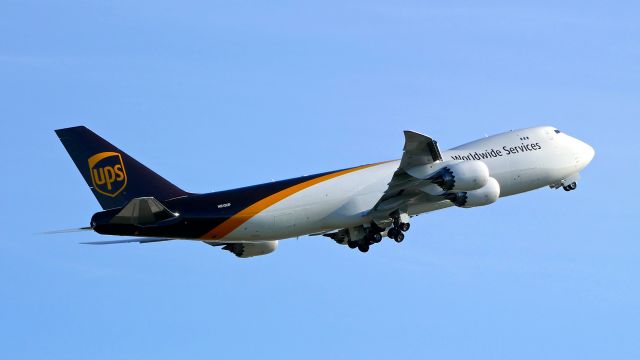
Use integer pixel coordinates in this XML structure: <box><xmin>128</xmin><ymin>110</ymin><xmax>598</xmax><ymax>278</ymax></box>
<box><xmin>370</xmin><ymin>130</ymin><xmax>446</xmax><ymax>220</ymax></box>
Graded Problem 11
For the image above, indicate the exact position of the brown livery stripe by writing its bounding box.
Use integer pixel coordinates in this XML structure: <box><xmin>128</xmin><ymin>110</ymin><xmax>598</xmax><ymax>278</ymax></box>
<box><xmin>200</xmin><ymin>162</ymin><xmax>389</xmax><ymax>240</ymax></box>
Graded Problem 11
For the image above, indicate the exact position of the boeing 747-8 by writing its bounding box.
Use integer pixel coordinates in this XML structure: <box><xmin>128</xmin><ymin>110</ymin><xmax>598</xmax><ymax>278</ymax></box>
<box><xmin>55</xmin><ymin>126</ymin><xmax>594</xmax><ymax>257</ymax></box>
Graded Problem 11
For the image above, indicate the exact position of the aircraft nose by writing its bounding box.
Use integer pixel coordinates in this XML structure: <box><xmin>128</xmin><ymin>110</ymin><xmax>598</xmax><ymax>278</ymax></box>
<box><xmin>580</xmin><ymin>141</ymin><xmax>595</xmax><ymax>165</ymax></box>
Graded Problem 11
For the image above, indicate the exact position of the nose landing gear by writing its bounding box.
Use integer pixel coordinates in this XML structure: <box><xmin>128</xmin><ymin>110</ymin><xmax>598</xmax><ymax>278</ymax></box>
<box><xmin>551</xmin><ymin>174</ymin><xmax>580</xmax><ymax>192</ymax></box>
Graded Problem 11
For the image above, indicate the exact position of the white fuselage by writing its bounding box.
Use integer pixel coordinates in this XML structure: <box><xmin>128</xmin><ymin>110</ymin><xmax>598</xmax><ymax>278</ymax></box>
<box><xmin>224</xmin><ymin>126</ymin><xmax>595</xmax><ymax>241</ymax></box>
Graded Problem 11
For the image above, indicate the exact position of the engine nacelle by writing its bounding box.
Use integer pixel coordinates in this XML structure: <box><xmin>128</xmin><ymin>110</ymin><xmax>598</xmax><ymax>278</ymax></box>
<box><xmin>427</xmin><ymin>161</ymin><xmax>490</xmax><ymax>192</ymax></box>
<box><xmin>444</xmin><ymin>177</ymin><xmax>500</xmax><ymax>208</ymax></box>
<box><xmin>222</xmin><ymin>241</ymin><xmax>278</xmax><ymax>258</ymax></box>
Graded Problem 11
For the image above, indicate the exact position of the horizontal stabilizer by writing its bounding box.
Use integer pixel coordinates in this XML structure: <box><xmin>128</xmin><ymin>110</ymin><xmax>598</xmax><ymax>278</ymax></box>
<box><xmin>40</xmin><ymin>227</ymin><xmax>93</xmax><ymax>235</ymax></box>
<box><xmin>81</xmin><ymin>238</ymin><xmax>172</xmax><ymax>245</ymax></box>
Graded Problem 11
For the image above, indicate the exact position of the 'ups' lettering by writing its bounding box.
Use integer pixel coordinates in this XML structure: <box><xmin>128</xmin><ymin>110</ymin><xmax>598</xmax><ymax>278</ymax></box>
<box><xmin>87</xmin><ymin>152</ymin><xmax>128</xmax><ymax>197</ymax></box>
<box><xmin>114</xmin><ymin>164</ymin><xmax>125</xmax><ymax>181</ymax></box>
<box><xmin>93</xmin><ymin>168</ymin><xmax>106</xmax><ymax>185</ymax></box>
<box><xmin>92</xmin><ymin>166</ymin><xmax>120</xmax><ymax>190</ymax></box>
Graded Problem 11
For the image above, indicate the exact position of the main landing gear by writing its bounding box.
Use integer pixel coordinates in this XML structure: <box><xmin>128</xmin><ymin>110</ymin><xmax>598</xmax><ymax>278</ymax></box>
<box><xmin>354</xmin><ymin>227</ymin><xmax>384</xmax><ymax>253</ymax></box>
<box><xmin>346</xmin><ymin>233</ymin><xmax>378</xmax><ymax>252</ymax></box>
<box><xmin>563</xmin><ymin>182</ymin><xmax>577</xmax><ymax>192</ymax></box>
<box><xmin>329</xmin><ymin>213</ymin><xmax>411</xmax><ymax>253</ymax></box>
<box><xmin>346</xmin><ymin>237</ymin><xmax>371</xmax><ymax>252</ymax></box>
<box><xmin>355</xmin><ymin>214</ymin><xmax>411</xmax><ymax>253</ymax></box>
<box><xmin>387</xmin><ymin>216</ymin><xmax>409</xmax><ymax>243</ymax></box>
<box><xmin>389</xmin><ymin>212</ymin><xmax>410</xmax><ymax>243</ymax></box>
<box><xmin>387</xmin><ymin>227</ymin><xmax>405</xmax><ymax>243</ymax></box>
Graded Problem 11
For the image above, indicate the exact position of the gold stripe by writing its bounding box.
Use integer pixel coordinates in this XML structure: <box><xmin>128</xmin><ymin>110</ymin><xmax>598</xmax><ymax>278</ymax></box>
<box><xmin>200</xmin><ymin>162</ymin><xmax>388</xmax><ymax>240</ymax></box>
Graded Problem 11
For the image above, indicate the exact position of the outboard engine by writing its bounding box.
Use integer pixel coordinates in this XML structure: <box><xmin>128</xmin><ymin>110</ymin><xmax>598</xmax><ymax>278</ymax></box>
<box><xmin>444</xmin><ymin>177</ymin><xmax>500</xmax><ymax>208</ymax></box>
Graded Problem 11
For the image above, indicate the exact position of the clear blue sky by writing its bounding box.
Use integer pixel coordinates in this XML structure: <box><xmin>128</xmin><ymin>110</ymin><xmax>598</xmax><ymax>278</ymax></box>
<box><xmin>1</xmin><ymin>1</ymin><xmax>638</xmax><ymax>358</ymax></box>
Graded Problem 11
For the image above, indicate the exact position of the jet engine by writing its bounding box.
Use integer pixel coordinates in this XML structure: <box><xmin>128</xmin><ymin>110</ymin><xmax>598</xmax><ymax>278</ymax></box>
<box><xmin>444</xmin><ymin>177</ymin><xmax>500</xmax><ymax>208</ymax></box>
<box><xmin>426</xmin><ymin>161</ymin><xmax>490</xmax><ymax>192</ymax></box>
<box><xmin>222</xmin><ymin>241</ymin><xmax>278</xmax><ymax>258</ymax></box>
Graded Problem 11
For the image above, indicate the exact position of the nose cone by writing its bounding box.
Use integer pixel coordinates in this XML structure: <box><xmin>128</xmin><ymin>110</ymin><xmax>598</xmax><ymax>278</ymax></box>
<box><xmin>579</xmin><ymin>141</ymin><xmax>595</xmax><ymax>167</ymax></box>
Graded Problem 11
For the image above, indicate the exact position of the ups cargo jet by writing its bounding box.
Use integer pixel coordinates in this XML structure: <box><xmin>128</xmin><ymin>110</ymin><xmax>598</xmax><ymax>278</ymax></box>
<box><xmin>54</xmin><ymin>126</ymin><xmax>594</xmax><ymax>257</ymax></box>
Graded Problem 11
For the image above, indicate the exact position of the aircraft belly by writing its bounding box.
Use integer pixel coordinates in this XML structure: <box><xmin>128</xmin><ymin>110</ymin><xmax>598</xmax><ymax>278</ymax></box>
<box><xmin>224</xmin><ymin>162</ymin><xmax>396</xmax><ymax>240</ymax></box>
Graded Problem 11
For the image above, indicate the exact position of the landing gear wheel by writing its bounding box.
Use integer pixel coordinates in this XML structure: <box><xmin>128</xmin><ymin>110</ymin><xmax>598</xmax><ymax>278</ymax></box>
<box><xmin>388</xmin><ymin>227</ymin><xmax>398</xmax><ymax>239</ymax></box>
<box><xmin>347</xmin><ymin>240</ymin><xmax>358</xmax><ymax>249</ymax></box>
<box><xmin>358</xmin><ymin>242</ymin><xmax>370</xmax><ymax>253</ymax></box>
<box><xmin>394</xmin><ymin>232</ymin><xmax>405</xmax><ymax>243</ymax></box>
<box><xmin>372</xmin><ymin>233</ymin><xmax>382</xmax><ymax>243</ymax></box>
<box><xmin>563</xmin><ymin>182</ymin><xmax>577</xmax><ymax>192</ymax></box>
<box><xmin>400</xmin><ymin>223</ymin><xmax>410</xmax><ymax>232</ymax></box>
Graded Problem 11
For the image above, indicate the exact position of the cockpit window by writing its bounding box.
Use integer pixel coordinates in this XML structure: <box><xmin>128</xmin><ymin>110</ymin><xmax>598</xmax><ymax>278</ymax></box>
<box><xmin>554</xmin><ymin>129</ymin><xmax>561</xmax><ymax>134</ymax></box>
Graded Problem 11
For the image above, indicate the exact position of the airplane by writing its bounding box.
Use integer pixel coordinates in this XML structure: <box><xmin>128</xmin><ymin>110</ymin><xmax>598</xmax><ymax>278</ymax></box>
<box><xmin>54</xmin><ymin>125</ymin><xmax>594</xmax><ymax>257</ymax></box>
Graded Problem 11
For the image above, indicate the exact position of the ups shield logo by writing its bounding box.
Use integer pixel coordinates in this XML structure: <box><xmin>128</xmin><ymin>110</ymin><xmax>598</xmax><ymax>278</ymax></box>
<box><xmin>88</xmin><ymin>152</ymin><xmax>127</xmax><ymax>197</ymax></box>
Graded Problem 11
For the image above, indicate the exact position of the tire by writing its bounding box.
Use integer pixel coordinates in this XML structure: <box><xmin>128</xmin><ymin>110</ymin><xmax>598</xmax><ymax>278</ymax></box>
<box><xmin>372</xmin><ymin>233</ymin><xmax>382</xmax><ymax>243</ymax></box>
<box><xmin>347</xmin><ymin>240</ymin><xmax>358</xmax><ymax>249</ymax></box>
<box><xmin>358</xmin><ymin>243</ymin><xmax>370</xmax><ymax>253</ymax></box>
<box><xmin>387</xmin><ymin>228</ymin><xmax>398</xmax><ymax>239</ymax></box>
<box><xmin>394</xmin><ymin>232</ymin><xmax>405</xmax><ymax>243</ymax></box>
<box><xmin>400</xmin><ymin>223</ymin><xmax>410</xmax><ymax>232</ymax></box>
